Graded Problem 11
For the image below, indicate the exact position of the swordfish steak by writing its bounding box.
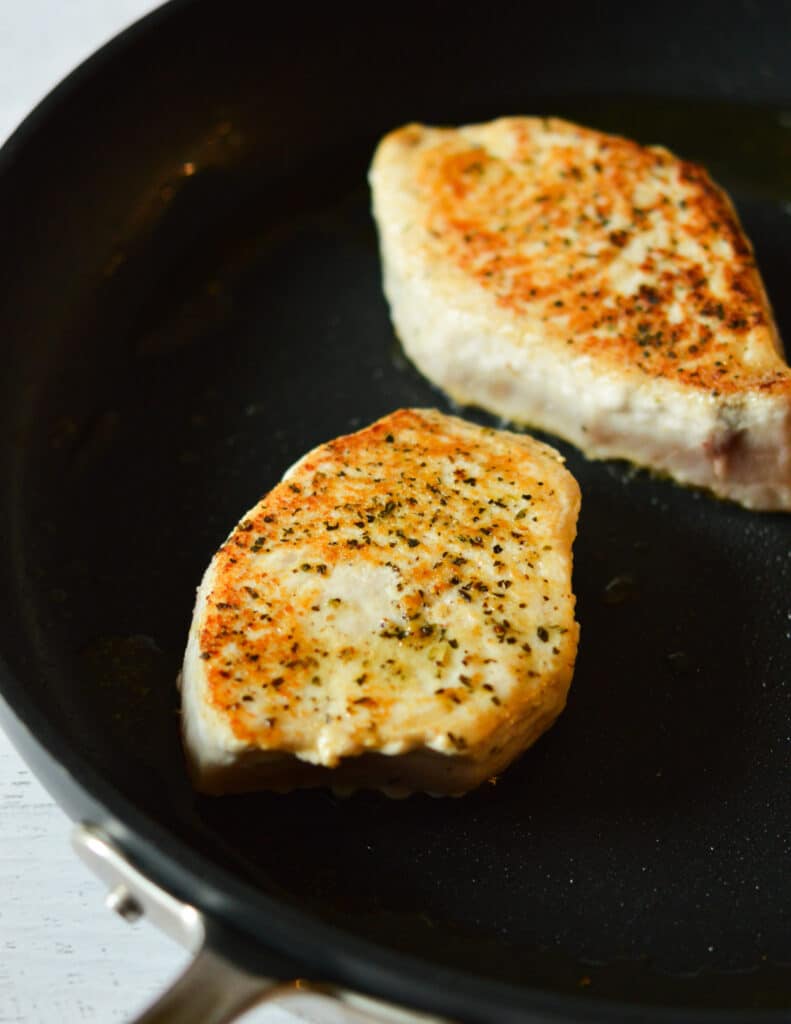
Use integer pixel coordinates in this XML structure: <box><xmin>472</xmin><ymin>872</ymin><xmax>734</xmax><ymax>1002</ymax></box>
<box><xmin>180</xmin><ymin>409</ymin><xmax>580</xmax><ymax>796</ymax></box>
<box><xmin>370</xmin><ymin>117</ymin><xmax>791</xmax><ymax>511</ymax></box>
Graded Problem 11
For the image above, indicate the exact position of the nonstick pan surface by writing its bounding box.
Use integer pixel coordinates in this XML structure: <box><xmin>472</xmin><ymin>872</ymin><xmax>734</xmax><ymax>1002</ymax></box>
<box><xmin>0</xmin><ymin>2</ymin><xmax>789</xmax><ymax>1020</ymax></box>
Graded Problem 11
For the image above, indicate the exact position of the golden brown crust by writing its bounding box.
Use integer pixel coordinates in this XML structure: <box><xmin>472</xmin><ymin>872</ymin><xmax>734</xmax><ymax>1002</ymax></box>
<box><xmin>193</xmin><ymin>409</ymin><xmax>579</xmax><ymax>776</ymax></box>
<box><xmin>397</xmin><ymin>117</ymin><xmax>789</xmax><ymax>398</ymax></box>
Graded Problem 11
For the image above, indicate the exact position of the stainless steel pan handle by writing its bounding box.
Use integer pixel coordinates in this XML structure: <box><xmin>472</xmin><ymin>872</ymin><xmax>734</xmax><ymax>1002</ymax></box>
<box><xmin>73</xmin><ymin>824</ymin><xmax>448</xmax><ymax>1024</ymax></box>
<box><xmin>133</xmin><ymin>947</ymin><xmax>443</xmax><ymax>1024</ymax></box>
<box><xmin>132</xmin><ymin>946</ymin><xmax>284</xmax><ymax>1024</ymax></box>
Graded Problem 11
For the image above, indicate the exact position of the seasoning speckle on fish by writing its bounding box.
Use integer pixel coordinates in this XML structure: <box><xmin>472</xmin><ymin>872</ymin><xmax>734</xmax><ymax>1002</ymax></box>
<box><xmin>370</xmin><ymin>117</ymin><xmax>791</xmax><ymax>510</ymax></box>
<box><xmin>180</xmin><ymin>409</ymin><xmax>580</xmax><ymax>796</ymax></box>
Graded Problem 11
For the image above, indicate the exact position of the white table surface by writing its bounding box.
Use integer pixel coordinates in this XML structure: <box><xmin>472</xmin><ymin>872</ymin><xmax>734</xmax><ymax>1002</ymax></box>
<box><xmin>0</xmin><ymin>5</ymin><xmax>384</xmax><ymax>1023</ymax></box>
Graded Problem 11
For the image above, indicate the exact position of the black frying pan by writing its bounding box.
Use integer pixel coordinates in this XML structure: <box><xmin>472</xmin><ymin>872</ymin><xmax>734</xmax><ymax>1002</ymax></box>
<box><xmin>1</xmin><ymin>1</ymin><xmax>790</xmax><ymax>1021</ymax></box>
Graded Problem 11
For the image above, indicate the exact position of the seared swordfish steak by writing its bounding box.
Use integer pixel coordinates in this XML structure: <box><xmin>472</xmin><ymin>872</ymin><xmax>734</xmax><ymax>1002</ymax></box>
<box><xmin>180</xmin><ymin>409</ymin><xmax>580</xmax><ymax>796</ymax></box>
<box><xmin>370</xmin><ymin>118</ymin><xmax>791</xmax><ymax>511</ymax></box>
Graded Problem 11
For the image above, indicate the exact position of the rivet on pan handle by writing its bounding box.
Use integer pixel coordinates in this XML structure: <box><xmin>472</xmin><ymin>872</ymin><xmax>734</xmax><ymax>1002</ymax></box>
<box><xmin>72</xmin><ymin>824</ymin><xmax>451</xmax><ymax>1024</ymax></box>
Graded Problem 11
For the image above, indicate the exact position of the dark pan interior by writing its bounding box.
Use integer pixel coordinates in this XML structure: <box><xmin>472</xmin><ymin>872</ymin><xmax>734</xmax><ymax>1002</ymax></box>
<box><xmin>1</xmin><ymin>1</ymin><xmax>790</xmax><ymax>1018</ymax></box>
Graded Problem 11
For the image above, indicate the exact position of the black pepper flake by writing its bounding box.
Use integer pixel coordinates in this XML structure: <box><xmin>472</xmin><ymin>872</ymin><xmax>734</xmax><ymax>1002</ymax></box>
<box><xmin>537</xmin><ymin>626</ymin><xmax>550</xmax><ymax>642</ymax></box>
<box><xmin>406</xmin><ymin>537</ymin><xmax>420</xmax><ymax>548</ymax></box>
<box><xmin>380</xmin><ymin>625</ymin><xmax>408</xmax><ymax>640</ymax></box>
<box><xmin>385</xmin><ymin>433</ymin><xmax>395</xmax><ymax>442</ymax></box>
